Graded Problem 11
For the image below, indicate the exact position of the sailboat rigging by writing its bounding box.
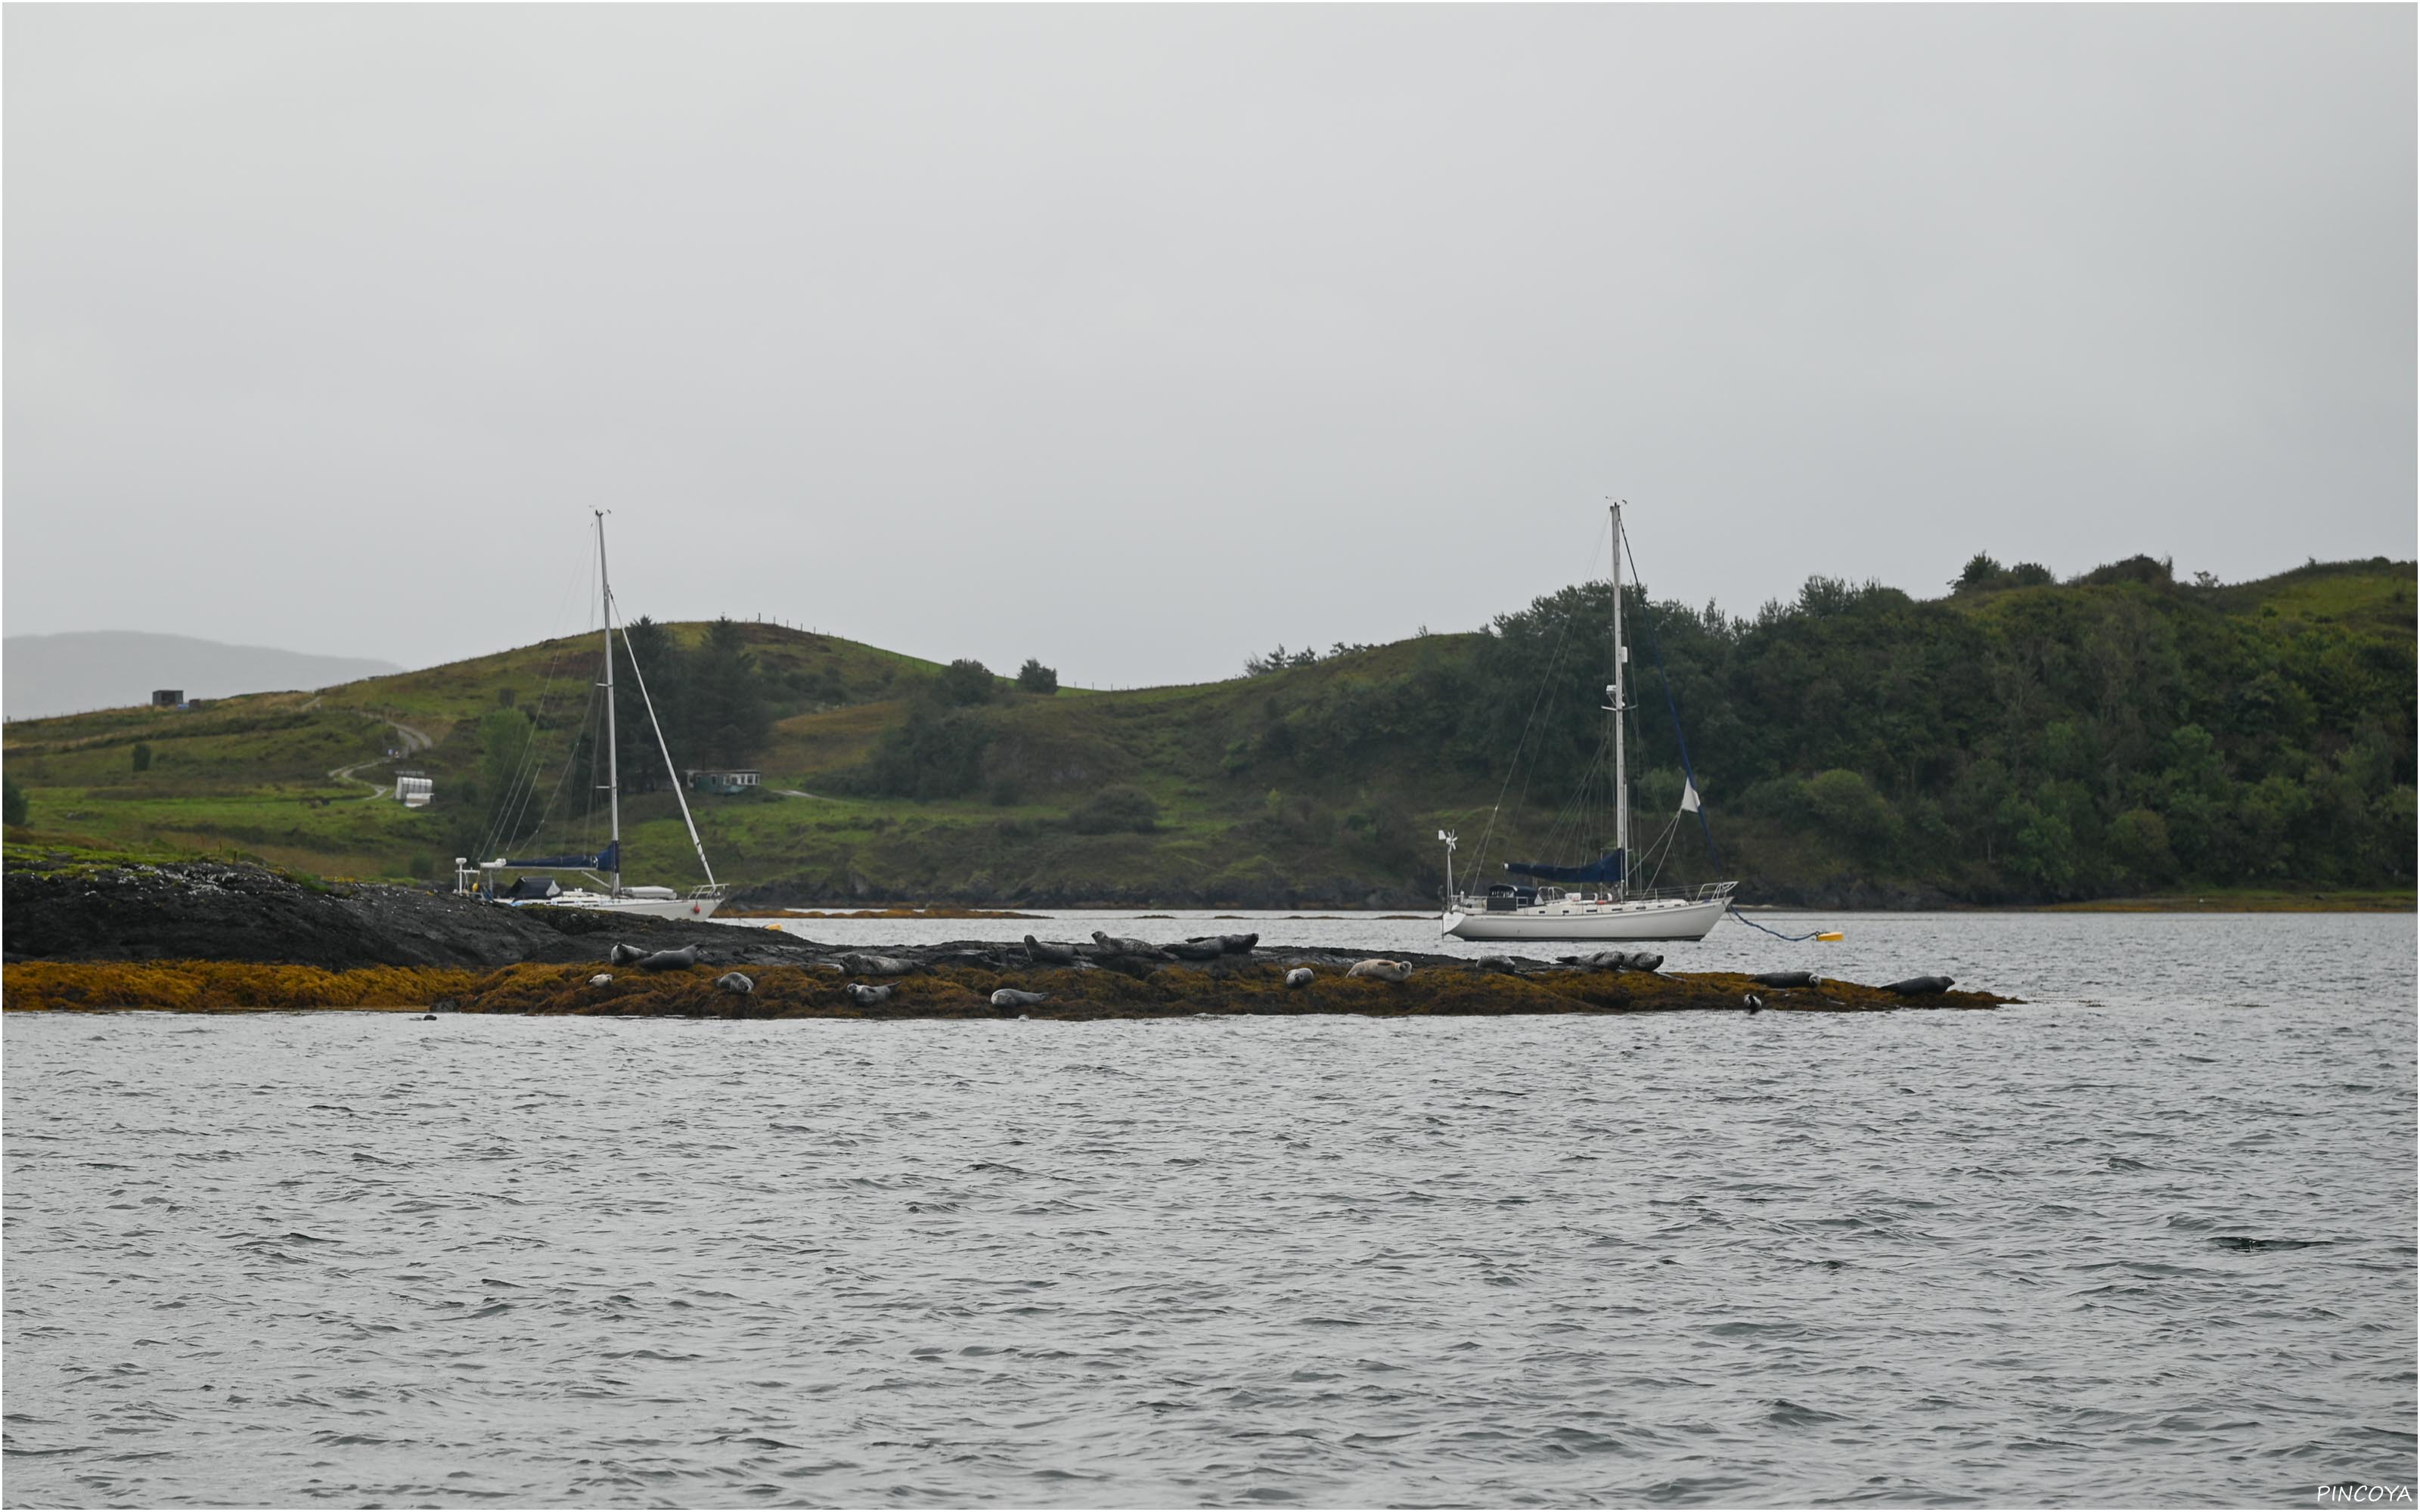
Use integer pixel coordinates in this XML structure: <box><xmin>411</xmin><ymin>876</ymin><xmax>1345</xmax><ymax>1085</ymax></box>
<box><xmin>454</xmin><ymin>511</ymin><xmax>730</xmax><ymax>919</ymax></box>
<box><xmin>1441</xmin><ymin>500</ymin><xmax>1736</xmax><ymax>942</ymax></box>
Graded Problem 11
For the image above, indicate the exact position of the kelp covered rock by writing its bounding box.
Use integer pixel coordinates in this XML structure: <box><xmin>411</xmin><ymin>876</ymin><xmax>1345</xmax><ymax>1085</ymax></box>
<box><xmin>5</xmin><ymin>957</ymin><xmax>2013</xmax><ymax>1018</ymax></box>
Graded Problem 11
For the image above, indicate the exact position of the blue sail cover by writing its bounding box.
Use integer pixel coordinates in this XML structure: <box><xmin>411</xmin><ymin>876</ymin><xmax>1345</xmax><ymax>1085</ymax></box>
<box><xmin>502</xmin><ymin>841</ymin><xmax>619</xmax><ymax>872</ymax></box>
<box><xmin>1505</xmin><ymin>849</ymin><xmax>1624</xmax><ymax>885</ymax></box>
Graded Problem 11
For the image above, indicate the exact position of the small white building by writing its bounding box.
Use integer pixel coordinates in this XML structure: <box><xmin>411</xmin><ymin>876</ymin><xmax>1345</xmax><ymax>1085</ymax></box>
<box><xmin>395</xmin><ymin>775</ymin><xmax>433</xmax><ymax>808</ymax></box>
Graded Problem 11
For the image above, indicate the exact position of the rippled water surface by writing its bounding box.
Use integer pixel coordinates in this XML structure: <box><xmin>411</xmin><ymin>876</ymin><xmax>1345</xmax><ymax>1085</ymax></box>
<box><xmin>6</xmin><ymin>913</ymin><xmax>2414</xmax><ymax>1507</ymax></box>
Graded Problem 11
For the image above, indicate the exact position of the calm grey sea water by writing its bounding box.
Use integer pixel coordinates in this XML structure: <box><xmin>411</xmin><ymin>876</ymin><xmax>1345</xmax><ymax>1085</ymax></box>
<box><xmin>5</xmin><ymin>912</ymin><xmax>2414</xmax><ymax>1508</ymax></box>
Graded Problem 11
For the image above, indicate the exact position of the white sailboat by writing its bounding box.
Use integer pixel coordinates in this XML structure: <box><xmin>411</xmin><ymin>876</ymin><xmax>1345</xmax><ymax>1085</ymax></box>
<box><xmin>1441</xmin><ymin>500</ymin><xmax>1736</xmax><ymax>943</ymax></box>
<box><xmin>454</xmin><ymin>512</ymin><xmax>730</xmax><ymax>921</ymax></box>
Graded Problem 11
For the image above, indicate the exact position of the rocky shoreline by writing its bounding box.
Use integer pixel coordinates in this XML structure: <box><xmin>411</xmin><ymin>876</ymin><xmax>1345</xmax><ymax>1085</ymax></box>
<box><xmin>2</xmin><ymin>860</ymin><xmax>2012</xmax><ymax>1017</ymax></box>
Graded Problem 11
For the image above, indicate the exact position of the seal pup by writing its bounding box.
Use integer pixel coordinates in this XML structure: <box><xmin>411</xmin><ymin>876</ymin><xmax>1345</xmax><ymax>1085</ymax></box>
<box><xmin>839</xmin><ymin>953</ymin><xmax>915</xmax><ymax>976</ymax></box>
<box><xmin>715</xmin><ymin>971</ymin><xmax>755</xmax><ymax>995</ymax></box>
<box><xmin>1880</xmin><ymin>974</ymin><xmax>1954</xmax><ymax>996</ymax></box>
<box><xmin>1023</xmin><ymin>936</ymin><xmax>1080</xmax><ymax>965</ymax></box>
<box><xmin>1284</xmin><ymin>967</ymin><xmax>1314</xmax><ymax>988</ymax></box>
<box><xmin>1345</xmin><ymin>959</ymin><xmax>1413</xmax><ymax>982</ymax></box>
<box><xmin>609</xmin><ymin>943</ymin><xmax>647</xmax><ymax>966</ymax></box>
<box><xmin>845</xmin><ymin>982</ymin><xmax>893</xmax><ymax>1005</ymax></box>
<box><xmin>991</xmin><ymin>988</ymin><xmax>1047</xmax><ymax>1009</ymax></box>
<box><xmin>588</xmin><ymin>973</ymin><xmax>614</xmax><ymax>987</ymax></box>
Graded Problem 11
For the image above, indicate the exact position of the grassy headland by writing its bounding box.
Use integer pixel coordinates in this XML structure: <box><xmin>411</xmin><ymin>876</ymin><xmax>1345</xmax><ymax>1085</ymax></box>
<box><xmin>4</xmin><ymin>554</ymin><xmax>2411</xmax><ymax>910</ymax></box>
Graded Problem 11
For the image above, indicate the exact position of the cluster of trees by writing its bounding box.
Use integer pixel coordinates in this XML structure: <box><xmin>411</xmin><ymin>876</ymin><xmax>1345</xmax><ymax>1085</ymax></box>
<box><xmin>603</xmin><ymin>616</ymin><xmax>772</xmax><ymax>784</ymax></box>
<box><xmin>450</xmin><ymin>616</ymin><xmax>777</xmax><ymax>857</ymax></box>
<box><xmin>1224</xmin><ymin>559</ymin><xmax>2415</xmax><ymax>900</ymax></box>
<box><xmin>855</xmin><ymin>657</ymin><xmax>1055</xmax><ymax>801</ymax></box>
<box><xmin>1245</xmin><ymin>640</ymin><xmax>1380</xmax><ymax>676</ymax></box>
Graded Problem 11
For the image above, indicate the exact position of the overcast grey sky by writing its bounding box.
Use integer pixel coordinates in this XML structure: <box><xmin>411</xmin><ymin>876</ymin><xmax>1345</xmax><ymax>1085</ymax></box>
<box><xmin>6</xmin><ymin>5</ymin><xmax>2412</xmax><ymax>686</ymax></box>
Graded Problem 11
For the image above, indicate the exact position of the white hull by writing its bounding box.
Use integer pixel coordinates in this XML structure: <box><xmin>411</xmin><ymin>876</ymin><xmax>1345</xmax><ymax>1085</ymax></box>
<box><xmin>508</xmin><ymin>891</ymin><xmax>725</xmax><ymax>920</ymax></box>
<box><xmin>1443</xmin><ymin>895</ymin><xmax>1727</xmax><ymax>943</ymax></box>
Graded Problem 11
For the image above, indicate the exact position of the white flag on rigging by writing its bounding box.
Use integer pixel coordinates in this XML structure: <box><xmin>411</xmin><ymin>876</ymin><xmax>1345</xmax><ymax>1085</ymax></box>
<box><xmin>1678</xmin><ymin>779</ymin><xmax>1702</xmax><ymax>814</ymax></box>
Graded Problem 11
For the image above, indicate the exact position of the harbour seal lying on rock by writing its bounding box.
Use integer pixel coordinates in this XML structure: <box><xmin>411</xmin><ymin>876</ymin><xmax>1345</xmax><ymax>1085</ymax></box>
<box><xmin>1189</xmin><ymin>933</ymin><xmax>1259</xmax><ymax>954</ymax></box>
<box><xmin>588</xmin><ymin>973</ymin><xmax>614</xmax><ymax>987</ymax></box>
<box><xmin>840</xmin><ymin>953</ymin><xmax>915</xmax><ymax>976</ymax></box>
<box><xmin>1881</xmin><ymin>974</ymin><xmax>1954</xmax><ymax>995</ymax></box>
<box><xmin>1346</xmin><ymin>959</ymin><xmax>1413</xmax><ymax>982</ymax></box>
<box><xmin>1165</xmin><ymin>938</ymin><xmax>1227</xmax><ymax>961</ymax></box>
<box><xmin>991</xmin><ymin>988</ymin><xmax>1047</xmax><ymax>1009</ymax></box>
<box><xmin>609</xmin><ymin>943</ymin><xmax>647</xmax><ymax>966</ymax></box>
<box><xmin>1753</xmin><ymin>970</ymin><xmax>1820</xmax><ymax>988</ymax></box>
<box><xmin>1285</xmin><ymin>967</ymin><xmax>1314</xmax><ymax>988</ymax></box>
<box><xmin>1473</xmin><ymin>955</ymin><xmax>1520</xmax><ymax>973</ymax></box>
<box><xmin>1090</xmin><ymin>931</ymin><xmax>1167</xmax><ymax>958</ymax></box>
<box><xmin>637</xmin><ymin>946</ymin><xmax>700</xmax><ymax>972</ymax></box>
<box><xmin>845</xmin><ymin>982</ymin><xmax>893</xmax><ymax>1005</ymax></box>
<box><xmin>715</xmin><ymin>971</ymin><xmax>754</xmax><ymax>995</ymax></box>
<box><xmin>1023</xmin><ymin>936</ymin><xmax>1080</xmax><ymax>965</ymax></box>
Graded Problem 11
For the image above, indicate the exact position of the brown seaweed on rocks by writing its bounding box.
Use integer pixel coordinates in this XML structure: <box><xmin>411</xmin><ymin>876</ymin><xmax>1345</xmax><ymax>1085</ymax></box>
<box><xmin>4</xmin><ymin>956</ymin><xmax>2015</xmax><ymax>1018</ymax></box>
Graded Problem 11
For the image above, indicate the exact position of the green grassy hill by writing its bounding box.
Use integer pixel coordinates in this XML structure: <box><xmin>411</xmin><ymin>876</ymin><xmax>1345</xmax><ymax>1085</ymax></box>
<box><xmin>5</xmin><ymin>555</ymin><xmax>2412</xmax><ymax>908</ymax></box>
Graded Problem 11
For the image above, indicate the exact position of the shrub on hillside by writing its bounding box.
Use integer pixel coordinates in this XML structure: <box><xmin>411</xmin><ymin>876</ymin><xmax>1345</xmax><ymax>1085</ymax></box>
<box><xmin>861</xmin><ymin>705</ymin><xmax>994</xmax><ymax>800</ymax></box>
<box><xmin>939</xmin><ymin>659</ymin><xmax>997</xmax><ymax>706</ymax></box>
<box><xmin>1068</xmin><ymin>785</ymin><xmax>1159</xmax><ymax>834</ymax></box>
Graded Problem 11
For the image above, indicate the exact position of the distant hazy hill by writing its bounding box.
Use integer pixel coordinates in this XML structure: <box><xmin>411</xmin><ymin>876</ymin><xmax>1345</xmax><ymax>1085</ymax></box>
<box><xmin>2</xmin><ymin>632</ymin><xmax>404</xmax><ymax>721</ymax></box>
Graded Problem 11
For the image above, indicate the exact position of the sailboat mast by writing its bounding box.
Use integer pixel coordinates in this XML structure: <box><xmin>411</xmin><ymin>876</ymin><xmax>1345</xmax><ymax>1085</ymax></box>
<box><xmin>1609</xmin><ymin>500</ymin><xmax>1627</xmax><ymax>899</ymax></box>
<box><xmin>596</xmin><ymin>510</ymin><xmax>622</xmax><ymax>897</ymax></box>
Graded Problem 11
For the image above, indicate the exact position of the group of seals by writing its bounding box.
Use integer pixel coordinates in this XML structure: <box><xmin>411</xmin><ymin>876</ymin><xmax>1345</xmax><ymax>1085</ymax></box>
<box><xmin>604</xmin><ymin>943</ymin><xmax>701</xmax><ymax>973</ymax></box>
<box><xmin>1559</xmin><ymin>949</ymin><xmax>1663</xmax><ymax>972</ymax></box>
<box><xmin>611</xmin><ymin>945</ymin><xmax>697</xmax><ymax>972</ymax></box>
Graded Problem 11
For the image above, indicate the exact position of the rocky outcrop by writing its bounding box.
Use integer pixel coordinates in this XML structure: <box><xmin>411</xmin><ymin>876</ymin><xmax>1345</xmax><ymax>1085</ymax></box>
<box><xmin>0</xmin><ymin>860</ymin><xmax>826</xmax><ymax>971</ymax></box>
<box><xmin>3</xmin><ymin>956</ymin><xmax>2013</xmax><ymax>1018</ymax></box>
<box><xmin>3</xmin><ymin>859</ymin><xmax>2011</xmax><ymax>1017</ymax></box>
